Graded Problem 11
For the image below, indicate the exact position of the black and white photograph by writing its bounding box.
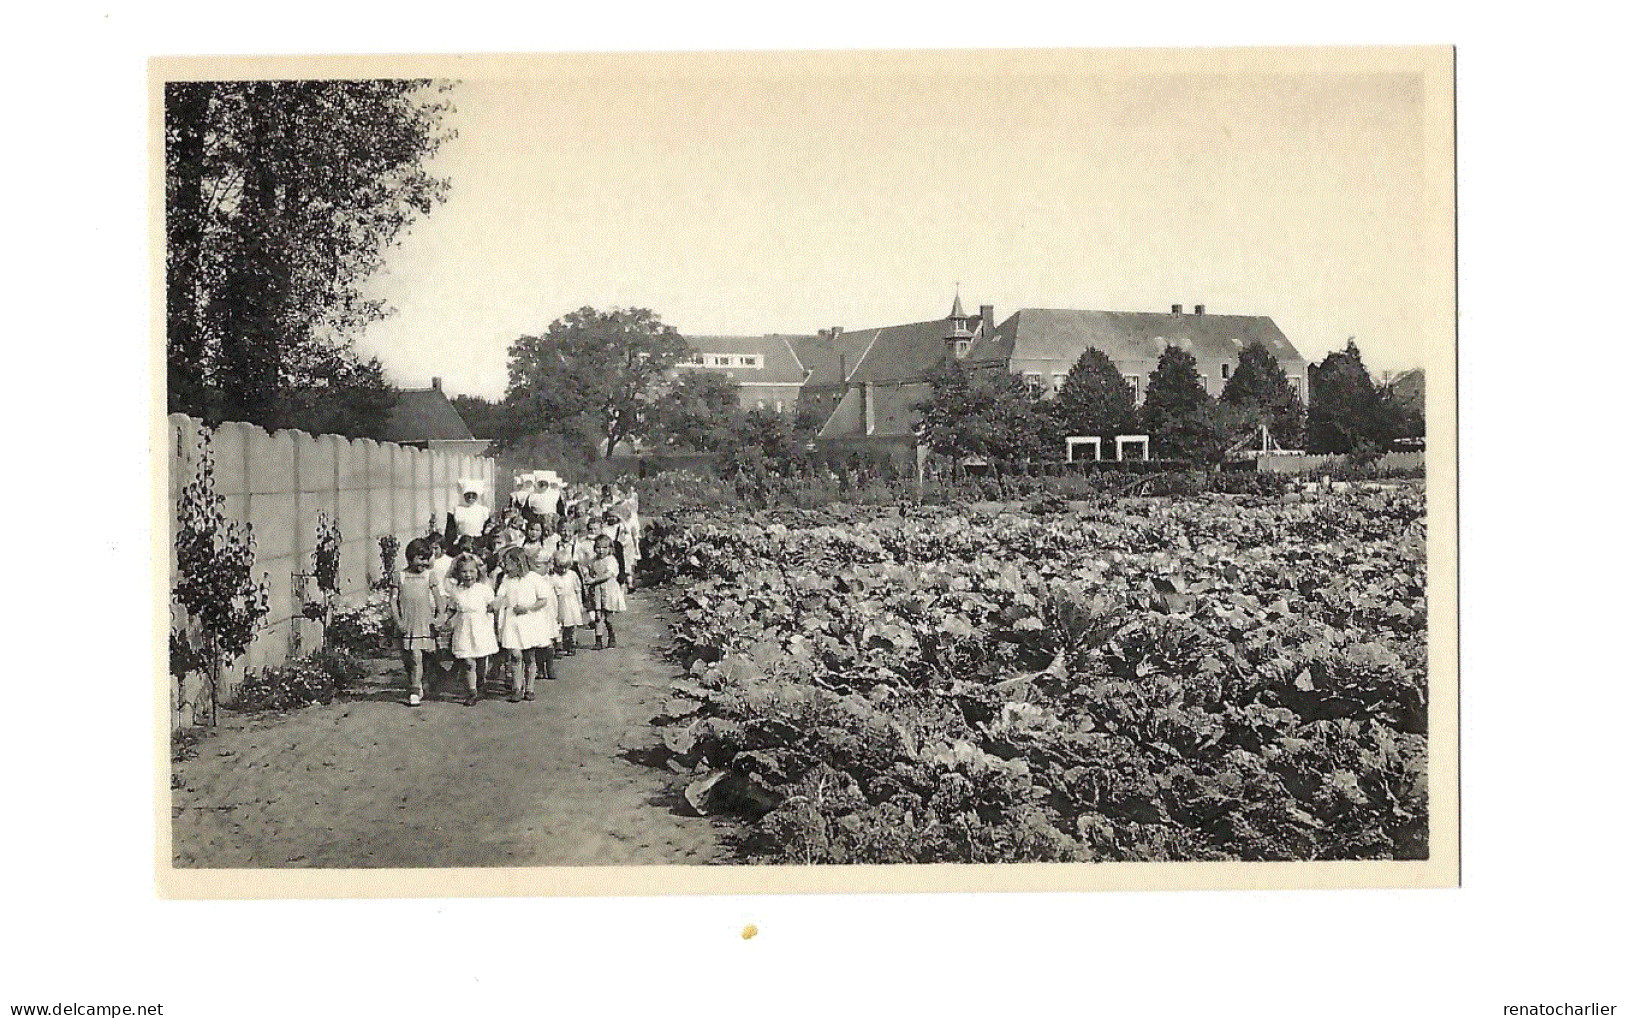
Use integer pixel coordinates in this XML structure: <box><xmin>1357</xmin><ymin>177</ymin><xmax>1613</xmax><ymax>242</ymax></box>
<box><xmin>155</xmin><ymin>47</ymin><xmax>1456</xmax><ymax>896</ymax></box>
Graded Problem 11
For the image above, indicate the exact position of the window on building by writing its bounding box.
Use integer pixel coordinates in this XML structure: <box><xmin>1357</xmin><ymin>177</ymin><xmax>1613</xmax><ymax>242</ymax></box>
<box><xmin>1022</xmin><ymin>372</ymin><xmax>1045</xmax><ymax>398</ymax></box>
<box><xmin>1221</xmin><ymin>363</ymin><xmax>1230</xmax><ymax>379</ymax></box>
<box><xmin>1125</xmin><ymin>375</ymin><xmax>1140</xmax><ymax>402</ymax></box>
<box><xmin>955</xmin><ymin>339</ymin><xmax>971</xmax><ymax>358</ymax></box>
<box><xmin>740</xmin><ymin>355</ymin><xmax>760</xmax><ymax>368</ymax></box>
<box><xmin>715</xmin><ymin>355</ymin><xmax>733</xmax><ymax>367</ymax></box>
<box><xmin>774</xmin><ymin>400</ymin><xmax>783</xmax><ymax>413</ymax></box>
<box><xmin>1200</xmin><ymin>375</ymin><xmax>1210</xmax><ymax>394</ymax></box>
<box><xmin>756</xmin><ymin>399</ymin><xmax>766</xmax><ymax>410</ymax></box>
<box><xmin>1051</xmin><ymin>372</ymin><xmax>1066</xmax><ymax>392</ymax></box>
<box><xmin>1289</xmin><ymin>375</ymin><xmax>1304</xmax><ymax>399</ymax></box>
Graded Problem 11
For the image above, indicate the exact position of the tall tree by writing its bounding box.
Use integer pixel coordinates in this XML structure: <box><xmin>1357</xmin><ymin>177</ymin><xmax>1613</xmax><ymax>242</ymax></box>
<box><xmin>504</xmin><ymin>307</ymin><xmax>689</xmax><ymax>460</ymax></box>
<box><xmin>1052</xmin><ymin>347</ymin><xmax>1139</xmax><ymax>444</ymax></box>
<box><xmin>163</xmin><ymin>79</ymin><xmax>455</xmax><ymax>435</ymax></box>
<box><xmin>450</xmin><ymin>395</ymin><xmax>508</xmax><ymax>441</ymax></box>
<box><xmin>164</xmin><ymin>81</ymin><xmax>216</xmax><ymax>417</ymax></box>
<box><xmin>1140</xmin><ymin>345</ymin><xmax>1213</xmax><ymax>457</ymax></box>
<box><xmin>916</xmin><ymin>362</ymin><xmax>1046</xmax><ymax>461</ymax></box>
<box><xmin>1305</xmin><ymin>340</ymin><xmax>1403</xmax><ymax>454</ymax></box>
<box><xmin>648</xmin><ymin>371</ymin><xmax>741</xmax><ymax>452</ymax></box>
<box><xmin>1221</xmin><ymin>341</ymin><xmax>1305</xmax><ymax>448</ymax></box>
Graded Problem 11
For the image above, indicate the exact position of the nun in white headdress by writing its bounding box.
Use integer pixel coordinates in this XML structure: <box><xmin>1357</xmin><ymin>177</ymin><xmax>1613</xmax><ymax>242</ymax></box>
<box><xmin>450</xmin><ymin>478</ymin><xmax>490</xmax><ymax>545</ymax></box>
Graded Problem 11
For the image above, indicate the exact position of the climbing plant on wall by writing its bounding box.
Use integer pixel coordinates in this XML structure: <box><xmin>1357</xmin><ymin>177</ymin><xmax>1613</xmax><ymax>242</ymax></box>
<box><xmin>171</xmin><ymin>430</ymin><xmax>270</xmax><ymax>726</ymax></box>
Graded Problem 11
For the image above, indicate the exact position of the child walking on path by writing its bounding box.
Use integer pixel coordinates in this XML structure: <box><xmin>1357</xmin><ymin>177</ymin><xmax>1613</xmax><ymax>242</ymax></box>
<box><xmin>393</xmin><ymin>538</ymin><xmax>443</xmax><ymax>707</ymax></box>
<box><xmin>495</xmin><ymin>547</ymin><xmax>556</xmax><ymax>702</ymax></box>
<box><xmin>584</xmin><ymin>533</ymin><xmax>626</xmax><ymax>650</ymax></box>
<box><xmin>443</xmin><ymin>552</ymin><xmax>499</xmax><ymax>706</ymax></box>
<box><xmin>549</xmin><ymin>552</ymin><xmax>585</xmax><ymax>655</ymax></box>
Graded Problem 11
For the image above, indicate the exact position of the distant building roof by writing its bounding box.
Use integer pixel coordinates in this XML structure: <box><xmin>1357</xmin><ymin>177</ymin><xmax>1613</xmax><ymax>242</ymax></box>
<box><xmin>969</xmin><ymin>309</ymin><xmax>1306</xmax><ymax>368</ymax></box>
<box><xmin>818</xmin><ymin>381</ymin><xmax>933</xmax><ymax>441</ymax></box>
<box><xmin>677</xmin><ymin>334</ymin><xmax>809</xmax><ymax>386</ymax></box>
<box><xmin>789</xmin><ymin>330</ymin><xmax>872</xmax><ymax>388</ymax></box>
<box><xmin>377</xmin><ymin>383</ymin><xmax>475</xmax><ymax>444</ymax></box>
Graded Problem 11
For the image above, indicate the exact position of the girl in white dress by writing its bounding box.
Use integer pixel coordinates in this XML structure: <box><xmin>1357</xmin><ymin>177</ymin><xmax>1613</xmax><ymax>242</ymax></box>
<box><xmin>549</xmin><ymin>552</ymin><xmax>585</xmax><ymax>655</ymax></box>
<box><xmin>443</xmin><ymin>553</ymin><xmax>498</xmax><ymax>706</ymax></box>
<box><xmin>494</xmin><ymin>547</ymin><xmax>556</xmax><ymax>701</ymax></box>
<box><xmin>584</xmin><ymin>534</ymin><xmax>627</xmax><ymax>649</ymax></box>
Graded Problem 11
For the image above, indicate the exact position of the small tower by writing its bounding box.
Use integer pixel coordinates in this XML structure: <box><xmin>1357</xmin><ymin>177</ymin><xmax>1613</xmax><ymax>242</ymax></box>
<box><xmin>945</xmin><ymin>288</ymin><xmax>973</xmax><ymax>360</ymax></box>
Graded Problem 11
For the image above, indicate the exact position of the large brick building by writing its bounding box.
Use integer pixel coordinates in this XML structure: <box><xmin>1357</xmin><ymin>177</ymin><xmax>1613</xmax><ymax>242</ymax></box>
<box><xmin>791</xmin><ymin>295</ymin><xmax>1308</xmax><ymax>466</ymax></box>
<box><xmin>672</xmin><ymin>334</ymin><xmax>811</xmax><ymax>413</ymax></box>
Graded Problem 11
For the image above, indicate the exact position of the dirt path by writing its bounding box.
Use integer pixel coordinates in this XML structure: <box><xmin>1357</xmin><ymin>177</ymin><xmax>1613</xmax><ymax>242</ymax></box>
<box><xmin>171</xmin><ymin>591</ymin><xmax>733</xmax><ymax>868</ymax></box>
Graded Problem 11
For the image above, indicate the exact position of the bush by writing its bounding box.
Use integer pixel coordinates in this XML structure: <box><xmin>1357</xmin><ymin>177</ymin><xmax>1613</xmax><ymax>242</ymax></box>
<box><xmin>311</xmin><ymin>647</ymin><xmax>367</xmax><ymax>694</ymax></box>
<box><xmin>232</xmin><ymin>650</ymin><xmax>363</xmax><ymax>711</ymax></box>
<box><xmin>327</xmin><ymin>591</ymin><xmax>395</xmax><ymax>656</ymax></box>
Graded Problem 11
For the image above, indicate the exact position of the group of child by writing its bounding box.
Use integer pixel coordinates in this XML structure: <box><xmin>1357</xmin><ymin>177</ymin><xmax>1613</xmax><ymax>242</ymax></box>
<box><xmin>389</xmin><ymin>476</ymin><xmax>642</xmax><ymax>708</ymax></box>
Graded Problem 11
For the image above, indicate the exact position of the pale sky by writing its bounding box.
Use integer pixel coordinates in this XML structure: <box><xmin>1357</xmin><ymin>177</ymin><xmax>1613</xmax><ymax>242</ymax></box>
<box><xmin>355</xmin><ymin>53</ymin><xmax>1431</xmax><ymax>400</ymax></box>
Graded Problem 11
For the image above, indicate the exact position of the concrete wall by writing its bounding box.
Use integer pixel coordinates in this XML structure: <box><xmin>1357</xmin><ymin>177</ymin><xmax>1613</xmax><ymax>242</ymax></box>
<box><xmin>168</xmin><ymin>414</ymin><xmax>495</xmax><ymax>722</ymax></box>
<box><xmin>1256</xmin><ymin>450</ymin><xmax>1424</xmax><ymax>474</ymax></box>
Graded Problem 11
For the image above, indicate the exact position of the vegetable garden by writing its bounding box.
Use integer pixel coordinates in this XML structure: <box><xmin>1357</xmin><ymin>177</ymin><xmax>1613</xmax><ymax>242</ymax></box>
<box><xmin>639</xmin><ymin>486</ymin><xmax>1428</xmax><ymax>864</ymax></box>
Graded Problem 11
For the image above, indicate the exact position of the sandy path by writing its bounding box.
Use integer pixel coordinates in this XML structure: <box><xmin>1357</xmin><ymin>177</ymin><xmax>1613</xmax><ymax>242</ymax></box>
<box><xmin>171</xmin><ymin>591</ymin><xmax>732</xmax><ymax>868</ymax></box>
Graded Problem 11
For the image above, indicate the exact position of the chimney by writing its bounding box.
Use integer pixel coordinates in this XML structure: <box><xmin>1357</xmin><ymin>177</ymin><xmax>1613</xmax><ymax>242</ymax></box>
<box><xmin>1171</xmin><ymin>304</ymin><xmax>1183</xmax><ymax>315</ymax></box>
<box><xmin>431</xmin><ymin>376</ymin><xmax>442</xmax><ymax>391</ymax></box>
<box><xmin>1193</xmin><ymin>304</ymin><xmax>1205</xmax><ymax>315</ymax></box>
<box><xmin>830</xmin><ymin>326</ymin><xmax>843</xmax><ymax>339</ymax></box>
<box><xmin>980</xmin><ymin>304</ymin><xmax>994</xmax><ymax>334</ymax></box>
<box><xmin>861</xmin><ymin>381</ymin><xmax>874</xmax><ymax>435</ymax></box>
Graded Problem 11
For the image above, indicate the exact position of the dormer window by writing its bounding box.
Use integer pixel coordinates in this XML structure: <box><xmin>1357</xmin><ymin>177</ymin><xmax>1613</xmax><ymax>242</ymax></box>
<box><xmin>954</xmin><ymin>339</ymin><xmax>971</xmax><ymax>358</ymax></box>
<box><xmin>739</xmin><ymin>355</ymin><xmax>760</xmax><ymax>368</ymax></box>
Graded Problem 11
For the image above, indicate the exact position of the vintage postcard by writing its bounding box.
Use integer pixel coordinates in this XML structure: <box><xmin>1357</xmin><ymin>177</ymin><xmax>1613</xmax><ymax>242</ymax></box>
<box><xmin>154</xmin><ymin>46</ymin><xmax>1456</xmax><ymax>898</ymax></box>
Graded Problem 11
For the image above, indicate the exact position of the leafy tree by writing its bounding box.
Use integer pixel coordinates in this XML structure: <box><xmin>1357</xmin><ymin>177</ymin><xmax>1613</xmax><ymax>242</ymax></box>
<box><xmin>648</xmin><ymin>372</ymin><xmax>742</xmax><ymax>452</ymax></box>
<box><xmin>1159</xmin><ymin>401</ymin><xmax>1257</xmax><ymax>467</ymax></box>
<box><xmin>1306</xmin><ymin>340</ymin><xmax>1409</xmax><ymax>455</ymax></box>
<box><xmin>1052</xmin><ymin>347</ymin><xmax>1139</xmax><ymax>445</ymax></box>
<box><xmin>164</xmin><ymin>79</ymin><xmax>455</xmax><ymax>436</ymax></box>
<box><xmin>450</xmin><ymin>394</ymin><xmax>508</xmax><ymax>441</ymax></box>
<box><xmin>735</xmin><ymin>407</ymin><xmax>802</xmax><ymax>463</ymax></box>
<box><xmin>1140</xmin><ymin>346</ymin><xmax>1213</xmax><ymax>457</ymax></box>
<box><xmin>277</xmin><ymin>340</ymin><xmax>397</xmax><ymax>438</ymax></box>
<box><xmin>504</xmin><ymin>307</ymin><xmax>688</xmax><ymax>460</ymax></box>
<box><xmin>1376</xmin><ymin>378</ymin><xmax>1425</xmax><ymax>440</ymax></box>
<box><xmin>916</xmin><ymin>362</ymin><xmax>1046</xmax><ymax>461</ymax></box>
<box><xmin>1221</xmin><ymin>342</ymin><xmax>1305</xmax><ymax>449</ymax></box>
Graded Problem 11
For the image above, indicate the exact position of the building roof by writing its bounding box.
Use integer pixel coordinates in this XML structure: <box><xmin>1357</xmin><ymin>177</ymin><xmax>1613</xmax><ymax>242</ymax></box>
<box><xmin>677</xmin><ymin>334</ymin><xmax>810</xmax><ymax>386</ymax></box>
<box><xmin>818</xmin><ymin>381</ymin><xmax>933</xmax><ymax>441</ymax></box>
<box><xmin>378</xmin><ymin>385</ymin><xmax>476</xmax><ymax>444</ymax></box>
<box><xmin>789</xmin><ymin>330</ymin><xmax>872</xmax><ymax>388</ymax></box>
<box><xmin>968</xmin><ymin>308</ymin><xmax>1306</xmax><ymax>368</ymax></box>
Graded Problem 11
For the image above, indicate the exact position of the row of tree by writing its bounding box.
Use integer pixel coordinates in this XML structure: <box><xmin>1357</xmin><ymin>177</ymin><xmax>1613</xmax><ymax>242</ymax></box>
<box><xmin>463</xmin><ymin>305</ymin><xmax>1421</xmax><ymax>474</ymax></box>
<box><xmin>918</xmin><ymin>339</ymin><xmax>1420</xmax><ymax>464</ymax></box>
<box><xmin>165</xmin><ymin>80</ymin><xmax>455</xmax><ymax>439</ymax></box>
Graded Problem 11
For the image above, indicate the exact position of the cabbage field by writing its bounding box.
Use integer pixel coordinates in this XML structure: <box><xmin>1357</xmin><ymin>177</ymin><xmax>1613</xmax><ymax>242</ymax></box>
<box><xmin>640</xmin><ymin>487</ymin><xmax>1428</xmax><ymax>864</ymax></box>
